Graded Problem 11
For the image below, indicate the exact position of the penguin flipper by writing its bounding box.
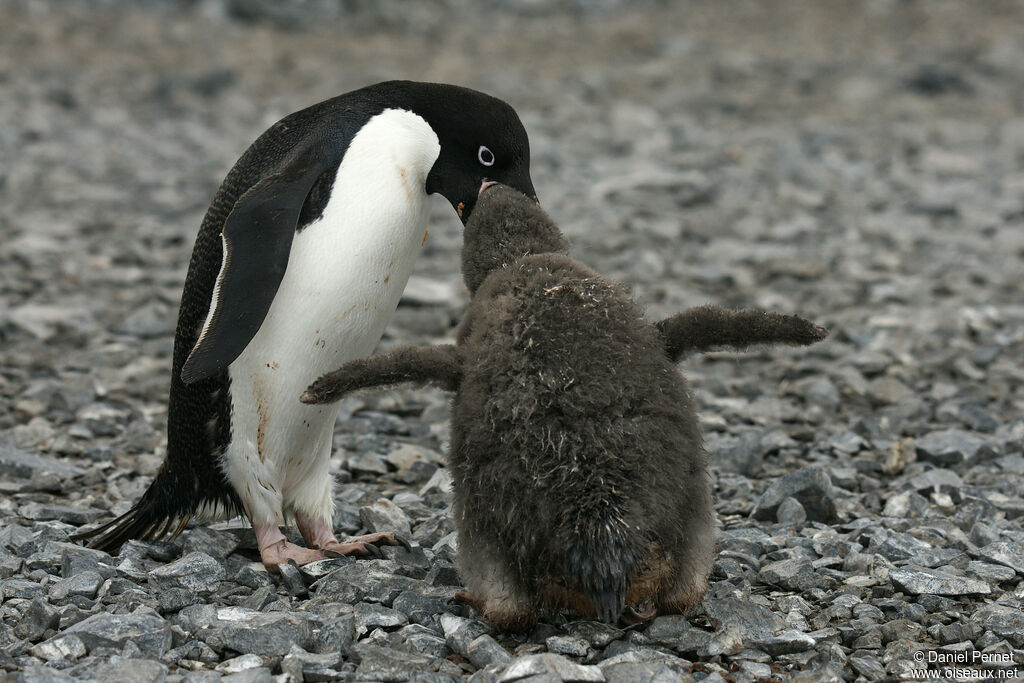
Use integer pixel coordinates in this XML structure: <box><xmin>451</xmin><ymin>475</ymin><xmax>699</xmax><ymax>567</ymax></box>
<box><xmin>181</xmin><ymin>144</ymin><xmax>335</xmax><ymax>384</ymax></box>
<box><xmin>656</xmin><ymin>305</ymin><xmax>828</xmax><ymax>363</ymax></box>
<box><xmin>301</xmin><ymin>344</ymin><xmax>463</xmax><ymax>403</ymax></box>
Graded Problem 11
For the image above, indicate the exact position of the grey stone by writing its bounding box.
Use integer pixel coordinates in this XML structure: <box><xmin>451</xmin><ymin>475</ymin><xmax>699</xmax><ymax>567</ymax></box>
<box><xmin>776</xmin><ymin>497</ymin><xmax>807</xmax><ymax>525</ymax></box>
<box><xmin>906</xmin><ymin>468</ymin><xmax>963</xmax><ymax>493</ymax></box>
<box><xmin>602</xmin><ymin>661</ymin><xmax>690</xmax><ymax>683</ymax></box>
<box><xmin>148</xmin><ymin>551</ymin><xmax>225</xmax><ymax>595</ymax></box>
<box><xmin>49</xmin><ymin>570</ymin><xmax>103</xmax><ymax>603</ymax></box>
<box><xmin>750</xmin><ymin>466</ymin><xmax>837</xmax><ymax>523</ymax></box>
<box><xmin>392</xmin><ymin>588</ymin><xmax>451</xmax><ymax>625</ymax></box>
<box><xmin>704</xmin><ymin>597</ymin><xmax>785</xmax><ymax>641</ymax></box>
<box><xmin>849</xmin><ymin>653</ymin><xmax>886</xmax><ymax>680</ymax></box>
<box><xmin>976</xmin><ymin>541</ymin><xmax>1024</xmax><ymax>575</ymax></box>
<box><xmin>281</xmin><ymin>645</ymin><xmax>344</xmax><ymax>681</ymax></box>
<box><xmin>545</xmin><ymin>635</ymin><xmax>589</xmax><ymax>658</ymax></box>
<box><xmin>869</xmin><ymin>530</ymin><xmax>935</xmax><ymax>563</ymax></box>
<box><xmin>61</xmin><ymin>544</ymin><xmax>115</xmax><ymax>578</ymax></box>
<box><xmin>353</xmin><ymin>602</ymin><xmax>408</xmax><ymax>634</ymax></box>
<box><xmin>564</xmin><ymin>621</ymin><xmax>622</xmax><ymax>649</ymax></box>
<box><xmin>201</xmin><ymin>607</ymin><xmax>314</xmax><ymax>656</ymax></box>
<box><xmin>441</xmin><ymin>613</ymin><xmax>488</xmax><ymax>659</ymax></box>
<box><xmin>179</xmin><ymin>526</ymin><xmax>241</xmax><ymax>561</ymax></box>
<box><xmin>277</xmin><ymin>560</ymin><xmax>307</xmax><ymax>597</ymax></box>
<box><xmin>645</xmin><ymin>615</ymin><xmax>695</xmax><ymax>647</ymax></box>
<box><xmin>311</xmin><ymin>563</ymin><xmax>419</xmax><ymax>604</ymax></box>
<box><xmin>18</xmin><ymin>665</ymin><xmax>77</xmax><ymax>683</ymax></box>
<box><xmin>88</xmin><ymin>658</ymin><xmax>170</xmax><ymax>683</ymax></box>
<box><xmin>0</xmin><ymin>441</ymin><xmax>83</xmax><ymax>478</ymax></box>
<box><xmin>760</xmin><ymin>558</ymin><xmax>830</xmax><ymax>591</ymax></box>
<box><xmin>748</xmin><ymin>629</ymin><xmax>816</xmax><ymax>655</ymax></box>
<box><xmin>890</xmin><ymin>566</ymin><xmax>991</xmax><ymax>596</ymax></box>
<box><xmin>29</xmin><ymin>633</ymin><xmax>88</xmax><ymax>661</ymax></box>
<box><xmin>359</xmin><ymin>498</ymin><xmax>414</xmax><ymax>538</ymax></box>
<box><xmin>467</xmin><ymin>634</ymin><xmax>512</xmax><ymax>669</ymax></box>
<box><xmin>14</xmin><ymin>597</ymin><xmax>60</xmax><ymax>641</ymax></box>
<box><xmin>353</xmin><ymin>642</ymin><xmax>435</xmax><ymax>680</ymax></box>
<box><xmin>499</xmin><ymin>653</ymin><xmax>604</xmax><ymax>682</ymax></box>
<box><xmin>64</xmin><ymin>612</ymin><xmax>172</xmax><ymax>657</ymax></box>
<box><xmin>20</xmin><ymin>502</ymin><xmax>104</xmax><ymax>525</ymax></box>
<box><xmin>916</xmin><ymin>429</ymin><xmax>986</xmax><ymax>465</ymax></box>
<box><xmin>965</xmin><ymin>561</ymin><xmax>1017</xmax><ymax>583</ymax></box>
<box><xmin>215</xmin><ymin>653</ymin><xmax>265</xmax><ymax>674</ymax></box>
<box><xmin>971</xmin><ymin>604</ymin><xmax>1024</xmax><ymax>647</ymax></box>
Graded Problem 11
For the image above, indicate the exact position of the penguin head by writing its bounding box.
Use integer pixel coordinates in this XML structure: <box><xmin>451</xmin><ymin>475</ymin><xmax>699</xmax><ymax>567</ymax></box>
<box><xmin>383</xmin><ymin>82</ymin><xmax>535</xmax><ymax>224</ymax></box>
<box><xmin>461</xmin><ymin>183</ymin><xmax>569</xmax><ymax>294</ymax></box>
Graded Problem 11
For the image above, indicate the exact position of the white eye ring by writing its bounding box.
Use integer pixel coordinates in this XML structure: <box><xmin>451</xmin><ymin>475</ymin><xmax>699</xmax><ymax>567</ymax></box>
<box><xmin>478</xmin><ymin>145</ymin><xmax>495</xmax><ymax>167</ymax></box>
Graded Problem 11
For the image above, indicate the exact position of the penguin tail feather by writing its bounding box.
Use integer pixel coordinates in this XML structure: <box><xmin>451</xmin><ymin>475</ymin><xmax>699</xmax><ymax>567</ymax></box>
<box><xmin>564</xmin><ymin>519</ymin><xmax>647</xmax><ymax>624</ymax></box>
<box><xmin>70</xmin><ymin>502</ymin><xmax>192</xmax><ymax>554</ymax></box>
<box><xmin>71</xmin><ymin>469</ymin><xmax>237</xmax><ymax>553</ymax></box>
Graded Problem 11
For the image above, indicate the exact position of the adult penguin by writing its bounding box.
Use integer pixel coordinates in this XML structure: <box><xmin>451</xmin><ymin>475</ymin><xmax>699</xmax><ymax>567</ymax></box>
<box><xmin>75</xmin><ymin>81</ymin><xmax>536</xmax><ymax>569</ymax></box>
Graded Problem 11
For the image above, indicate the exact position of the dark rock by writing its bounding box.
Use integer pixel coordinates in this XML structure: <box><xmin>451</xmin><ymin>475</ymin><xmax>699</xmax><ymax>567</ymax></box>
<box><xmin>201</xmin><ymin>607</ymin><xmax>315</xmax><ymax>656</ymax></box>
<box><xmin>352</xmin><ymin>642</ymin><xmax>436</xmax><ymax>680</ymax></box>
<box><xmin>467</xmin><ymin>634</ymin><xmax>511</xmax><ymax>669</ymax></box>
<box><xmin>425</xmin><ymin>560</ymin><xmax>461</xmax><ymax>587</ymax></box>
<box><xmin>359</xmin><ymin>499</ymin><xmax>414</xmax><ymax>538</ymax></box>
<box><xmin>970</xmin><ymin>604</ymin><xmax>1024</xmax><ymax>647</ymax></box>
<box><xmin>915</xmin><ymin>429</ymin><xmax>986</xmax><ymax>465</ymax></box>
<box><xmin>64</xmin><ymin>612</ymin><xmax>172</xmax><ymax>657</ymax></box>
<box><xmin>498</xmin><ymin>652</ymin><xmax>604</xmax><ymax>681</ymax></box>
<box><xmin>704</xmin><ymin>597</ymin><xmax>785</xmax><ymax>641</ymax></box>
<box><xmin>277</xmin><ymin>560</ymin><xmax>307</xmax><ymax>597</ymax></box>
<box><xmin>179</xmin><ymin>526</ymin><xmax>241</xmax><ymax>561</ymax></box>
<box><xmin>353</xmin><ymin>602</ymin><xmax>408</xmax><ymax>634</ymax></box>
<box><xmin>760</xmin><ymin>558</ymin><xmax>831</xmax><ymax>591</ymax></box>
<box><xmin>148</xmin><ymin>551</ymin><xmax>225</xmax><ymax>595</ymax></box>
<box><xmin>564</xmin><ymin>621</ymin><xmax>623</xmax><ymax>649</ymax></box>
<box><xmin>61</xmin><ymin>545</ymin><xmax>115</xmax><ymax>579</ymax></box>
<box><xmin>14</xmin><ymin>597</ymin><xmax>60</xmax><ymax>641</ymax></box>
<box><xmin>976</xmin><ymin>541</ymin><xmax>1024</xmax><ymax>575</ymax></box>
<box><xmin>750</xmin><ymin>466</ymin><xmax>837</xmax><ymax>523</ymax></box>
<box><xmin>776</xmin><ymin>497</ymin><xmax>807</xmax><ymax>525</ymax></box>
<box><xmin>890</xmin><ymin>566</ymin><xmax>991</xmax><ymax>596</ymax></box>
<box><xmin>281</xmin><ymin>645</ymin><xmax>345</xmax><ymax>682</ymax></box>
<box><xmin>28</xmin><ymin>633</ymin><xmax>87</xmax><ymax>662</ymax></box>
<box><xmin>545</xmin><ymin>635</ymin><xmax>589</xmax><ymax>658</ymax></box>
<box><xmin>49</xmin><ymin>570</ymin><xmax>103</xmax><ymax>603</ymax></box>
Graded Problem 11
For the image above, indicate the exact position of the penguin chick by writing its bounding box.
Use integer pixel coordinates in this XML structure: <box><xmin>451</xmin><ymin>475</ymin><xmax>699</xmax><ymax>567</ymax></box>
<box><xmin>302</xmin><ymin>185</ymin><xmax>828</xmax><ymax>630</ymax></box>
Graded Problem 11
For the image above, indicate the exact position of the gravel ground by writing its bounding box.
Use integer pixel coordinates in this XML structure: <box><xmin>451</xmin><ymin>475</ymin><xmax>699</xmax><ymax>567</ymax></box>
<box><xmin>2</xmin><ymin>1</ymin><xmax>1024</xmax><ymax>681</ymax></box>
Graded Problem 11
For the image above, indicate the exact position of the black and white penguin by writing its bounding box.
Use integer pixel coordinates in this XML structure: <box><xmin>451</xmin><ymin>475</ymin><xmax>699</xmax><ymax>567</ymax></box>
<box><xmin>302</xmin><ymin>184</ymin><xmax>828</xmax><ymax>630</ymax></box>
<box><xmin>75</xmin><ymin>81</ymin><xmax>536</xmax><ymax>569</ymax></box>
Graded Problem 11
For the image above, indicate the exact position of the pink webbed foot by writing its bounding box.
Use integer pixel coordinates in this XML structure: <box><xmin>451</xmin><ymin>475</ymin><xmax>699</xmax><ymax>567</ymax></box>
<box><xmin>323</xmin><ymin>532</ymin><xmax>411</xmax><ymax>558</ymax></box>
<box><xmin>296</xmin><ymin>513</ymin><xmax>411</xmax><ymax>559</ymax></box>
<box><xmin>254</xmin><ymin>525</ymin><xmax>323</xmax><ymax>571</ymax></box>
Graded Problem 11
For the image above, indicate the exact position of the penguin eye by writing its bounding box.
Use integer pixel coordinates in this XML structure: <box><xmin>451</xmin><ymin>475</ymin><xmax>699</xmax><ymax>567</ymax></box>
<box><xmin>477</xmin><ymin>145</ymin><xmax>495</xmax><ymax>167</ymax></box>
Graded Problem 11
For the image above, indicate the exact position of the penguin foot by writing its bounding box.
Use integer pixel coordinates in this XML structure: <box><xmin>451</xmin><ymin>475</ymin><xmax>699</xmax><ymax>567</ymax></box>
<box><xmin>451</xmin><ymin>589</ymin><xmax>486</xmax><ymax>613</ymax></box>
<box><xmin>621</xmin><ymin>600</ymin><xmax>657</xmax><ymax>625</ymax></box>
<box><xmin>258</xmin><ymin>538</ymin><xmax>324</xmax><ymax>571</ymax></box>
<box><xmin>323</xmin><ymin>532</ymin><xmax>411</xmax><ymax>558</ymax></box>
<box><xmin>296</xmin><ymin>513</ymin><xmax>411</xmax><ymax>559</ymax></box>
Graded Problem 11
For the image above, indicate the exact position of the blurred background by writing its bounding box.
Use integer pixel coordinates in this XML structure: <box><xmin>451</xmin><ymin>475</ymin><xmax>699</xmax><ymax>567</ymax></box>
<box><xmin>3</xmin><ymin>0</ymin><xmax>1023</xmax><ymax>431</ymax></box>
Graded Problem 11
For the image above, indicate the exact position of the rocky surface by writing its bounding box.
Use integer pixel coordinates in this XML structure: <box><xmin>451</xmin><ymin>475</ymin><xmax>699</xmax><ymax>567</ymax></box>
<box><xmin>2</xmin><ymin>0</ymin><xmax>1024</xmax><ymax>680</ymax></box>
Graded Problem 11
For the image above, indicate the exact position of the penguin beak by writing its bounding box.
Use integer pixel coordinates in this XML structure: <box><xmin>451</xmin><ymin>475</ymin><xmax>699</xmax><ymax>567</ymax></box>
<box><xmin>478</xmin><ymin>179</ymin><xmax>498</xmax><ymax>196</ymax></box>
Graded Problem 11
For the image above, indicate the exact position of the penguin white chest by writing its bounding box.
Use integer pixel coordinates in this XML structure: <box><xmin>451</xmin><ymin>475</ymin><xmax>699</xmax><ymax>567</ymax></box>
<box><xmin>224</xmin><ymin>109</ymin><xmax>441</xmax><ymax>525</ymax></box>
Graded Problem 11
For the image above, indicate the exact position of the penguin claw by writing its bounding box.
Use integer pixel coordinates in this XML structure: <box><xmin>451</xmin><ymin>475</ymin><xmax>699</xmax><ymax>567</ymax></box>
<box><xmin>320</xmin><ymin>532</ymin><xmax>408</xmax><ymax>559</ymax></box>
<box><xmin>450</xmin><ymin>590</ymin><xmax>485</xmax><ymax>613</ymax></box>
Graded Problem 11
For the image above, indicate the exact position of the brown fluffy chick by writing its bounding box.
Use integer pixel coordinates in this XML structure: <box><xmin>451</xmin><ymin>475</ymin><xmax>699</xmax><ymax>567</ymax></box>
<box><xmin>302</xmin><ymin>184</ymin><xmax>827</xmax><ymax>631</ymax></box>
